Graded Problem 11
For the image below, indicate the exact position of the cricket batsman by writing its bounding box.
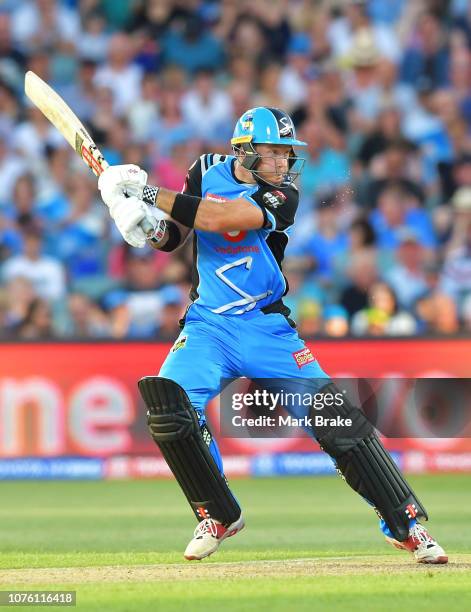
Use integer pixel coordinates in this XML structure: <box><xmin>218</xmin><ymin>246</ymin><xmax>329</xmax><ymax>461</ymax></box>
<box><xmin>98</xmin><ymin>107</ymin><xmax>447</xmax><ymax>564</ymax></box>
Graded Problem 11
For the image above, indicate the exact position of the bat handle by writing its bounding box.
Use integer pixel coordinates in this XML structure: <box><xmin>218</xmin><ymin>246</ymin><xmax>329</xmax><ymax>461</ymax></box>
<box><xmin>139</xmin><ymin>216</ymin><xmax>156</xmax><ymax>236</ymax></box>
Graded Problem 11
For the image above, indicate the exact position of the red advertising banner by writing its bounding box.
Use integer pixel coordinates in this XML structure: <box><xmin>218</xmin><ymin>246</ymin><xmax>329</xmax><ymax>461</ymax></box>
<box><xmin>1</xmin><ymin>339</ymin><xmax>471</xmax><ymax>475</ymax></box>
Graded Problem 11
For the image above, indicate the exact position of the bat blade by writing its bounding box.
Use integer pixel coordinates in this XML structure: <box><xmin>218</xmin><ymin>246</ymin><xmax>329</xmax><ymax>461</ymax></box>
<box><xmin>24</xmin><ymin>70</ymin><xmax>155</xmax><ymax>234</ymax></box>
<box><xmin>24</xmin><ymin>70</ymin><xmax>108</xmax><ymax>176</ymax></box>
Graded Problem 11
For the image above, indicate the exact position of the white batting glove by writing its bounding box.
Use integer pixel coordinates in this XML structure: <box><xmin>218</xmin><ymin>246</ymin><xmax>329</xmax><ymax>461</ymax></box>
<box><xmin>98</xmin><ymin>164</ymin><xmax>148</xmax><ymax>208</ymax></box>
<box><xmin>109</xmin><ymin>194</ymin><xmax>157</xmax><ymax>248</ymax></box>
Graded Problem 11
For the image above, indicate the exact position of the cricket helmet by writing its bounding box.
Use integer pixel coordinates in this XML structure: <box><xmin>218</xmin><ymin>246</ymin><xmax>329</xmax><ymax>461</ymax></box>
<box><xmin>231</xmin><ymin>107</ymin><xmax>306</xmax><ymax>186</ymax></box>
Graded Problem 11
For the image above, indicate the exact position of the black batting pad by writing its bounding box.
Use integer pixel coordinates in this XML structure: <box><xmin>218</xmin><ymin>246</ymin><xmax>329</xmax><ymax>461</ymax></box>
<box><xmin>138</xmin><ymin>376</ymin><xmax>241</xmax><ymax>526</ymax></box>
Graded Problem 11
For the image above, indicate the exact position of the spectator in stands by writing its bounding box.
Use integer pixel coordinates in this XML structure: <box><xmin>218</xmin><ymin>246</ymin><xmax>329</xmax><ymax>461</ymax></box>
<box><xmin>346</xmin><ymin>29</ymin><xmax>384</xmax><ymax>131</ymax></box>
<box><xmin>340</xmin><ymin>250</ymin><xmax>379</xmax><ymax>319</ymax></box>
<box><xmin>362</xmin><ymin>140</ymin><xmax>425</xmax><ymax>207</ymax></box>
<box><xmin>415</xmin><ymin>291</ymin><xmax>460</xmax><ymax>335</ymax></box>
<box><xmin>323</xmin><ymin>304</ymin><xmax>349</xmax><ymax>337</ymax></box>
<box><xmin>250</xmin><ymin>0</ymin><xmax>292</xmax><ymax>61</ymax></box>
<box><xmin>328</xmin><ymin>0</ymin><xmax>401</xmax><ymax>64</ymax></box>
<box><xmin>181</xmin><ymin>69</ymin><xmax>232</xmax><ymax>142</ymax></box>
<box><xmin>400</xmin><ymin>10</ymin><xmax>450</xmax><ymax>89</ymax></box>
<box><xmin>1</xmin><ymin>276</ymin><xmax>36</xmax><ymax>333</ymax></box>
<box><xmin>15</xmin><ymin>297</ymin><xmax>55</xmax><ymax>339</ymax></box>
<box><xmin>297</xmin><ymin>299</ymin><xmax>323</xmax><ymax>338</ymax></box>
<box><xmin>77</xmin><ymin>9</ymin><xmax>109</xmax><ymax>63</ymax></box>
<box><xmin>61</xmin><ymin>292</ymin><xmax>110</xmax><ymax>338</ymax></box>
<box><xmin>299</xmin><ymin>118</ymin><xmax>350</xmax><ymax>205</ymax></box>
<box><xmin>8</xmin><ymin>173</ymin><xmax>41</xmax><ymax>231</ymax></box>
<box><xmin>60</xmin><ymin>59</ymin><xmax>99</xmax><ymax>124</ymax></box>
<box><xmin>93</xmin><ymin>32</ymin><xmax>143</xmax><ymax>115</ymax></box>
<box><xmin>156</xmin><ymin>284</ymin><xmax>186</xmax><ymax>341</ymax></box>
<box><xmin>357</xmin><ymin>104</ymin><xmax>404</xmax><ymax>167</ymax></box>
<box><xmin>252</xmin><ymin>61</ymin><xmax>286</xmax><ymax>111</ymax></box>
<box><xmin>385</xmin><ymin>229</ymin><xmax>429</xmax><ymax>309</ymax></box>
<box><xmin>351</xmin><ymin>281</ymin><xmax>417</xmax><ymax>336</ymax></box>
<box><xmin>1</xmin><ymin>227</ymin><xmax>66</xmax><ymax>302</ymax></box>
<box><xmin>127</xmin><ymin>72</ymin><xmax>160</xmax><ymax>144</ymax></box>
<box><xmin>462</xmin><ymin>292</ymin><xmax>471</xmax><ymax>332</ymax></box>
<box><xmin>278</xmin><ymin>32</ymin><xmax>312</xmax><ymax>110</ymax></box>
<box><xmin>161</xmin><ymin>13</ymin><xmax>225</xmax><ymax>74</ymax></box>
<box><xmin>440</xmin><ymin>207</ymin><xmax>471</xmax><ymax>305</ymax></box>
<box><xmin>297</xmin><ymin>196</ymin><xmax>349</xmax><ymax>284</ymax></box>
<box><xmin>13</xmin><ymin>103</ymin><xmax>66</xmax><ymax>165</ymax></box>
<box><xmin>150</xmin><ymin>87</ymin><xmax>193</xmax><ymax>158</ymax></box>
<box><xmin>370</xmin><ymin>184</ymin><xmax>436</xmax><ymax>250</ymax></box>
<box><xmin>11</xmin><ymin>0</ymin><xmax>80</xmax><ymax>55</ymax></box>
<box><xmin>56</xmin><ymin>174</ymin><xmax>108</xmax><ymax>282</ymax></box>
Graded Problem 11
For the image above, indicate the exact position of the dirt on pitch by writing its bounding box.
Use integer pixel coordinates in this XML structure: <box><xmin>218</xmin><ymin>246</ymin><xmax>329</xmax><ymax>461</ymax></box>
<box><xmin>1</xmin><ymin>557</ymin><xmax>470</xmax><ymax>585</ymax></box>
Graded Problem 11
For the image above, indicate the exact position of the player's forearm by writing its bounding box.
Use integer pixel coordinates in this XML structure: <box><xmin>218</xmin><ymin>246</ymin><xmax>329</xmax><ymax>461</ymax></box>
<box><xmin>155</xmin><ymin>188</ymin><xmax>263</xmax><ymax>232</ymax></box>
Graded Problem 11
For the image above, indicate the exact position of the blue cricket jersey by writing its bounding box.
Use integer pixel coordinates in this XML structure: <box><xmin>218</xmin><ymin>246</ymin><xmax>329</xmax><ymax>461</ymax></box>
<box><xmin>182</xmin><ymin>154</ymin><xmax>299</xmax><ymax>316</ymax></box>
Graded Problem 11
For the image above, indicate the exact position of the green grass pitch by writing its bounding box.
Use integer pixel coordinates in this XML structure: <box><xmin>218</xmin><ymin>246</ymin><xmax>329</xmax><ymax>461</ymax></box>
<box><xmin>0</xmin><ymin>474</ymin><xmax>470</xmax><ymax>611</ymax></box>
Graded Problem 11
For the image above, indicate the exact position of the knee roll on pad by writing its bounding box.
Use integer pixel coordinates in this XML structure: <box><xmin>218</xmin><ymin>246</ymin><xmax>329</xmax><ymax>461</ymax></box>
<box><xmin>313</xmin><ymin>383</ymin><xmax>428</xmax><ymax>541</ymax></box>
<box><xmin>138</xmin><ymin>376</ymin><xmax>241</xmax><ymax>526</ymax></box>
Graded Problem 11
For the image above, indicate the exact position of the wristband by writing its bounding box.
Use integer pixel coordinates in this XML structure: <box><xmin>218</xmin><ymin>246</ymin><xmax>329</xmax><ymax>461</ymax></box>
<box><xmin>142</xmin><ymin>184</ymin><xmax>160</xmax><ymax>206</ymax></box>
<box><xmin>171</xmin><ymin>193</ymin><xmax>202</xmax><ymax>228</ymax></box>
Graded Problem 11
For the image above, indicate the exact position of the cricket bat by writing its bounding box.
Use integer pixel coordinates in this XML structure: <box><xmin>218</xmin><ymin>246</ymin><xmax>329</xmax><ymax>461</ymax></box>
<box><xmin>24</xmin><ymin>70</ymin><xmax>155</xmax><ymax>235</ymax></box>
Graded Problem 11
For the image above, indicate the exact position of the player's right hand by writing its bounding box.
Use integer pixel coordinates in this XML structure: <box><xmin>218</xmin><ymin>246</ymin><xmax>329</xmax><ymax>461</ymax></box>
<box><xmin>108</xmin><ymin>194</ymin><xmax>156</xmax><ymax>248</ymax></box>
<box><xmin>98</xmin><ymin>164</ymin><xmax>148</xmax><ymax>208</ymax></box>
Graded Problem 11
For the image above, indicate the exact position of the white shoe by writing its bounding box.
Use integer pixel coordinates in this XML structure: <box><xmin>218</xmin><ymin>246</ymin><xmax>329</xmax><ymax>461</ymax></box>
<box><xmin>386</xmin><ymin>522</ymin><xmax>448</xmax><ymax>564</ymax></box>
<box><xmin>184</xmin><ymin>516</ymin><xmax>245</xmax><ymax>561</ymax></box>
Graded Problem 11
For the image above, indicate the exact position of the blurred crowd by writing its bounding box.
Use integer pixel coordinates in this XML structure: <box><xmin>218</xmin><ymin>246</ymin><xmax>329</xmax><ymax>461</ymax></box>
<box><xmin>1</xmin><ymin>0</ymin><xmax>471</xmax><ymax>340</ymax></box>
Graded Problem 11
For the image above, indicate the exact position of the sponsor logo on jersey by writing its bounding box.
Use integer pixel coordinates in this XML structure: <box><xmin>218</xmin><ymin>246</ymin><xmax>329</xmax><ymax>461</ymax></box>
<box><xmin>216</xmin><ymin>245</ymin><xmax>260</xmax><ymax>254</ymax></box>
<box><xmin>292</xmin><ymin>347</ymin><xmax>315</xmax><ymax>368</ymax></box>
<box><xmin>206</xmin><ymin>193</ymin><xmax>227</xmax><ymax>203</ymax></box>
<box><xmin>223</xmin><ymin>230</ymin><xmax>248</xmax><ymax>242</ymax></box>
<box><xmin>263</xmin><ymin>190</ymin><xmax>287</xmax><ymax>209</ymax></box>
<box><xmin>171</xmin><ymin>335</ymin><xmax>187</xmax><ymax>352</ymax></box>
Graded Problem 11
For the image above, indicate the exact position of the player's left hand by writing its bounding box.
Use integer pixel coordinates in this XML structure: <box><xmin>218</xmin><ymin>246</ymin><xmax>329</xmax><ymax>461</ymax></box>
<box><xmin>98</xmin><ymin>164</ymin><xmax>148</xmax><ymax>208</ymax></box>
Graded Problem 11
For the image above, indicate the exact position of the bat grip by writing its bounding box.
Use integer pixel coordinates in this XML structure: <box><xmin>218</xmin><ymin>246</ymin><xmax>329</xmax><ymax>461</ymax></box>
<box><xmin>139</xmin><ymin>216</ymin><xmax>155</xmax><ymax>236</ymax></box>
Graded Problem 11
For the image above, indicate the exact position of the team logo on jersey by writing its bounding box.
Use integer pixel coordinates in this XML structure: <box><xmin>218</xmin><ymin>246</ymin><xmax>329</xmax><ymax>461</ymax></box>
<box><xmin>263</xmin><ymin>190</ymin><xmax>287</xmax><ymax>209</ymax></box>
<box><xmin>171</xmin><ymin>335</ymin><xmax>187</xmax><ymax>352</ymax></box>
<box><xmin>292</xmin><ymin>347</ymin><xmax>315</xmax><ymax>368</ymax></box>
